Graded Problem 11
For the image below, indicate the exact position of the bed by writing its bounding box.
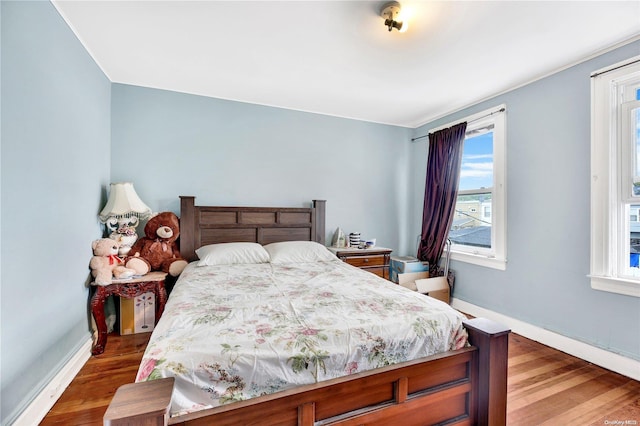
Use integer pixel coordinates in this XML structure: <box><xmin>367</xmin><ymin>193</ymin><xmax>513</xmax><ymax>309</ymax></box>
<box><xmin>104</xmin><ymin>197</ymin><xmax>509</xmax><ymax>426</ymax></box>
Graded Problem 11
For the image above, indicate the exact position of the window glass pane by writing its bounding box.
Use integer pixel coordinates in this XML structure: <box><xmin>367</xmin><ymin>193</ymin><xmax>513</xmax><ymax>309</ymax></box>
<box><xmin>634</xmin><ymin>107</ymin><xmax>640</xmax><ymax>196</ymax></box>
<box><xmin>629</xmin><ymin>204</ymin><xmax>640</xmax><ymax>274</ymax></box>
<box><xmin>449</xmin><ymin>131</ymin><xmax>493</xmax><ymax>249</ymax></box>
<box><xmin>458</xmin><ymin>132</ymin><xmax>493</xmax><ymax>191</ymax></box>
<box><xmin>450</xmin><ymin>191</ymin><xmax>492</xmax><ymax>248</ymax></box>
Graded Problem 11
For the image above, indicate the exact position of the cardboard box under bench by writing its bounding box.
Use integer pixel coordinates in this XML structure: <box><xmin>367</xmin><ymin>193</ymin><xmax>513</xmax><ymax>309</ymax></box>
<box><xmin>398</xmin><ymin>271</ymin><xmax>450</xmax><ymax>304</ymax></box>
<box><xmin>119</xmin><ymin>292</ymin><xmax>155</xmax><ymax>335</ymax></box>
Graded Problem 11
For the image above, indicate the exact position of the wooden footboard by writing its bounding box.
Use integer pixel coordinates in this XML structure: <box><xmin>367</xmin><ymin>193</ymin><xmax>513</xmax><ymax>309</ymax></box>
<box><xmin>103</xmin><ymin>318</ymin><xmax>509</xmax><ymax>426</ymax></box>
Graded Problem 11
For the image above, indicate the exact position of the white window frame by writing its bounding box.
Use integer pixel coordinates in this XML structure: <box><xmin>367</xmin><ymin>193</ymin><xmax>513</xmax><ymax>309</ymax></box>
<box><xmin>590</xmin><ymin>56</ymin><xmax>640</xmax><ymax>298</ymax></box>
<box><xmin>430</xmin><ymin>105</ymin><xmax>507</xmax><ymax>270</ymax></box>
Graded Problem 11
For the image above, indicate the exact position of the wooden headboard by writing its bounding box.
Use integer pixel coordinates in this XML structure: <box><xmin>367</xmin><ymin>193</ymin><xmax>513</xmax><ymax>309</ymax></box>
<box><xmin>179</xmin><ymin>196</ymin><xmax>326</xmax><ymax>262</ymax></box>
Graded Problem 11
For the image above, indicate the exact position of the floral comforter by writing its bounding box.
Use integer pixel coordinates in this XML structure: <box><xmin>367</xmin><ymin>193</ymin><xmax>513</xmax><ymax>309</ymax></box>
<box><xmin>136</xmin><ymin>260</ymin><xmax>468</xmax><ymax>417</ymax></box>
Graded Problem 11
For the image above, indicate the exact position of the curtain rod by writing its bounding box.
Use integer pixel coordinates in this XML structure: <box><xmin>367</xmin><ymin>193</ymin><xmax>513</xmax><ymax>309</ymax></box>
<box><xmin>590</xmin><ymin>57</ymin><xmax>640</xmax><ymax>78</ymax></box>
<box><xmin>410</xmin><ymin>107</ymin><xmax>506</xmax><ymax>142</ymax></box>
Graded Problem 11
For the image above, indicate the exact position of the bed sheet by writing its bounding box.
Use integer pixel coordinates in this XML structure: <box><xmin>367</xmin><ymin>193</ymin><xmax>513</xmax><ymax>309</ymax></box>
<box><xmin>136</xmin><ymin>260</ymin><xmax>468</xmax><ymax>417</ymax></box>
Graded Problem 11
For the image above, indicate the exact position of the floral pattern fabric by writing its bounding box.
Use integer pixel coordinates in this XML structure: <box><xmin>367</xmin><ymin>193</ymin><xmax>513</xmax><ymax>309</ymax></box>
<box><xmin>136</xmin><ymin>260</ymin><xmax>468</xmax><ymax>417</ymax></box>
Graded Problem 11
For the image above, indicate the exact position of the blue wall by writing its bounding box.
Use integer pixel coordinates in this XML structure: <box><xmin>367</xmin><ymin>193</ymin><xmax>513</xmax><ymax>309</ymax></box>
<box><xmin>0</xmin><ymin>1</ymin><xmax>111</xmax><ymax>423</ymax></box>
<box><xmin>410</xmin><ymin>40</ymin><xmax>640</xmax><ymax>361</ymax></box>
<box><xmin>110</xmin><ymin>84</ymin><xmax>412</xmax><ymax>251</ymax></box>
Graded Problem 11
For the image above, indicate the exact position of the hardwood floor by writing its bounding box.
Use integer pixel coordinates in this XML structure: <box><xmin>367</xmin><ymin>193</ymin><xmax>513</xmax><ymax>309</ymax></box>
<box><xmin>507</xmin><ymin>334</ymin><xmax>640</xmax><ymax>426</ymax></box>
<box><xmin>40</xmin><ymin>333</ymin><xmax>149</xmax><ymax>426</ymax></box>
<box><xmin>41</xmin><ymin>332</ymin><xmax>640</xmax><ymax>425</ymax></box>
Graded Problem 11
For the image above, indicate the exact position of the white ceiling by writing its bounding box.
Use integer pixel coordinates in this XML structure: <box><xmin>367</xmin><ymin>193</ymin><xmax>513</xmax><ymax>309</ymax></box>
<box><xmin>53</xmin><ymin>1</ymin><xmax>640</xmax><ymax>128</ymax></box>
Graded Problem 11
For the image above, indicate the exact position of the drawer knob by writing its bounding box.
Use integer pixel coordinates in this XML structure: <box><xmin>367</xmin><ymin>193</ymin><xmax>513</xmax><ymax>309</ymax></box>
<box><xmin>364</xmin><ymin>259</ymin><xmax>369</xmax><ymax>263</ymax></box>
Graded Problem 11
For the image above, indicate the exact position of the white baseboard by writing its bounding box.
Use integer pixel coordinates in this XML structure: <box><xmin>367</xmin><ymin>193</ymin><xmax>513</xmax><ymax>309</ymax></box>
<box><xmin>452</xmin><ymin>298</ymin><xmax>640</xmax><ymax>381</ymax></box>
<box><xmin>12</xmin><ymin>337</ymin><xmax>93</xmax><ymax>426</ymax></box>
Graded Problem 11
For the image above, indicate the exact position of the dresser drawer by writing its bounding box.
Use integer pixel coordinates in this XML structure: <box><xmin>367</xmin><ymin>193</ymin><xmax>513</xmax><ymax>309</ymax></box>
<box><xmin>344</xmin><ymin>255</ymin><xmax>387</xmax><ymax>268</ymax></box>
<box><xmin>367</xmin><ymin>266</ymin><xmax>388</xmax><ymax>279</ymax></box>
<box><xmin>327</xmin><ymin>247</ymin><xmax>393</xmax><ymax>281</ymax></box>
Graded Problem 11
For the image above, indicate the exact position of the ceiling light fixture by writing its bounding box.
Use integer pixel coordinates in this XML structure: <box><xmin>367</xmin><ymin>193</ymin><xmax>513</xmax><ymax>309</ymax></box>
<box><xmin>380</xmin><ymin>1</ymin><xmax>407</xmax><ymax>33</ymax></box>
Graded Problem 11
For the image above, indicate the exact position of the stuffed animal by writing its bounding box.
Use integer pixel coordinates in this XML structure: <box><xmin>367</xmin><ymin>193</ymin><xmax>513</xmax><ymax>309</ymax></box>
<box><xmin>125</xmin><ymin>211</ymin><xmax>188</xmax><ymax>277</ymax></box>
<box><xmin>90</xmin><ymin>238</ymin><xmax>136</xmax><ymax>285</ymax></box>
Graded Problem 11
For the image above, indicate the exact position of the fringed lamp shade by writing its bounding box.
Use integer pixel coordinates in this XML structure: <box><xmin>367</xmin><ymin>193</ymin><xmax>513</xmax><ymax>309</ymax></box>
<box><xmin>98</xmin><ymin>182</ymin><xmax>151</xmax><ymax>250</ymax></box>
<box><xmin>99</xmin><ymin>182</ymin><xmax>152</xmax><ymax>256</ymax></box>
<box><xmin>99</xmin><ymin>182</ymin><xmax>152</xmax><ymax>223</ymax></box>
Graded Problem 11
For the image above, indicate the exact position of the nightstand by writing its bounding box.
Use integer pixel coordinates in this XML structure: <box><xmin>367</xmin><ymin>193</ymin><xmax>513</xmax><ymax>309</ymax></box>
<box><xmin>328</xmin><ymin>247</ymin><xmax>393</xmax><ymax>279</ymax></box>
<box><xmin>90</xmin><ymin>271</ymin><xmax>168</xmax><ymax>355</ymax></box>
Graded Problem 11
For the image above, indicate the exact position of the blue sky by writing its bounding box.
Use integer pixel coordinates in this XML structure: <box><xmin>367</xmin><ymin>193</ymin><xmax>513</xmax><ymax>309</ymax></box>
<box><xmin>459</xmin><ymin>132</ymin><xmax>493</xmax><ymax>191</ymax></box>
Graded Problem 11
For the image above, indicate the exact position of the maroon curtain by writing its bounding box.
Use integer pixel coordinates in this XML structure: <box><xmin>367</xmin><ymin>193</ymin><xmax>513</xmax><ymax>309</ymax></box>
<box><xmin>417</xmin><ymin>122</ymin><xmax>467</xmax><ymax>272</ymax></box>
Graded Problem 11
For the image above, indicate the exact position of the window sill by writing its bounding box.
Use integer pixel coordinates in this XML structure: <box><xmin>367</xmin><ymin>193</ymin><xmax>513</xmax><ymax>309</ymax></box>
<box><xmin>590</xmin><ymin>275</ymin><xmax>640</xmax><ymax>297</ymax></box>
<box><xmin>450</xmin><ymin>251</ymin><xmax>506</xmax><ymax>270</ymax></box>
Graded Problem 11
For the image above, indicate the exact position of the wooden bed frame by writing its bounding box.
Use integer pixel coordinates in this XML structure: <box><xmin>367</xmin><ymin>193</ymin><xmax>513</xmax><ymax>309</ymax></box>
<box><xmin>103</xmin><ymin>196</ymin><xmax>510</xmax><ymax>426</ymax></box>
<box><xmin>178</xmin><ymin>196</ymin><xmax>327</xmax><ymax>262</ymax></box>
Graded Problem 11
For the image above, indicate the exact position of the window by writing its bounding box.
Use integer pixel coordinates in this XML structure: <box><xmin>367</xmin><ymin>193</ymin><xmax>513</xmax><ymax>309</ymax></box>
<box><xmin>590</xmin><ymin>57</ymin><xmax>640</xmax><ymax>297</ymax></box>
<box><xmin>431</xmin><ymin>105</ymin><xmax>507</xmax><ymax>270</ymax></box>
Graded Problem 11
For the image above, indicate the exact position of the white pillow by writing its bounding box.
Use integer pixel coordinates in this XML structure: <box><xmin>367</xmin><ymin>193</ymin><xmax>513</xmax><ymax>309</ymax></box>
<box><xmin>196</xmin><ymin>242</ymin><xmax>270</xmax><ymax>266</ymax></box>
<box><xmin>264</xmin><ymin>241</ymin><xmax>336</xmax><ymax>264</ymax></box>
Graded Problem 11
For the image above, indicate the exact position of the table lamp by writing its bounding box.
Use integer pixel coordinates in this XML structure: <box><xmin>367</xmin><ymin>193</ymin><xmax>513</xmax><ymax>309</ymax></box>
<box><xmin>99</xmin><ymin>182</ymin><xmax>152</xmax><ymax>256</ymax></box>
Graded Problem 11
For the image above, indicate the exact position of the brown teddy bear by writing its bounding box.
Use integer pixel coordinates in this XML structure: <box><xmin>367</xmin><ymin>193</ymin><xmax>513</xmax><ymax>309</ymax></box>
<box><xmin>90</xmin><ymin>238</ymin><xmax>137</xmax><ymax>285</ymax></box>
<box><xmin>125</xmin><ymin>212</ymin><xmax>188</xmax><ymax>277</ymax></box>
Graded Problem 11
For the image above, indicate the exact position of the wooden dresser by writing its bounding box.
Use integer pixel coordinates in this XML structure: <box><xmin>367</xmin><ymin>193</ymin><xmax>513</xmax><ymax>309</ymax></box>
<box><xmin>328</xmin><ymin>247</ymin><xmax>393</xmax><ymax>279</ymax></box>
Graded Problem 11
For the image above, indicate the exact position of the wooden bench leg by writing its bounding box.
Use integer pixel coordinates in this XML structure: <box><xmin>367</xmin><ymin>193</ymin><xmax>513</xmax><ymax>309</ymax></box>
<box><xmin>103</xmin><ymin>377</ymin><xmax>174</xmax><ymax>426</ymax></box>
<box><xmin>91</xmin><ymin>286</ymin><xmax>109</xmax><ymax>355</ymax></box>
